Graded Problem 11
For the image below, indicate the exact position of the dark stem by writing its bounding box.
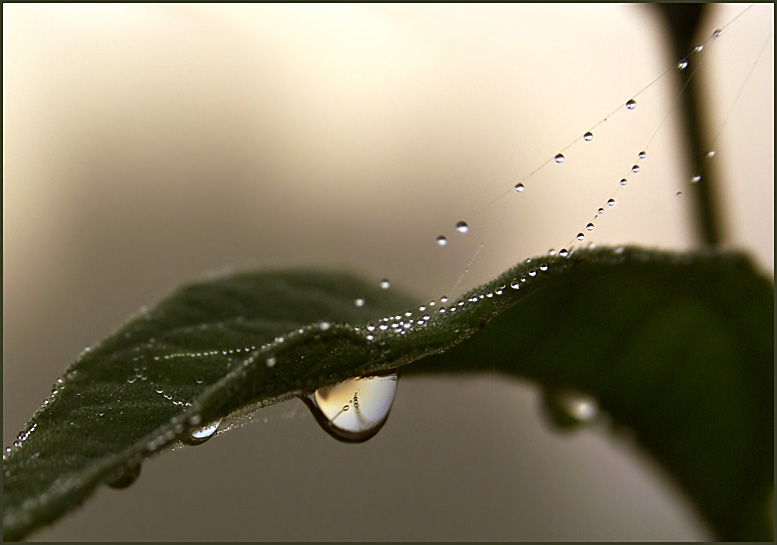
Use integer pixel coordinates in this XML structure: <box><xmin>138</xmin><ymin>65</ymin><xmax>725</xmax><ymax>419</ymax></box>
<box><xmin>654</xmin><ymin>4</ymin><xmax>724</xmax><ymax>247</ymax></box>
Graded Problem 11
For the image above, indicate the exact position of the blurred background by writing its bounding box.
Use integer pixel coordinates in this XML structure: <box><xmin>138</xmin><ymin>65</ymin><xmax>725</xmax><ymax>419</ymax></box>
<box><xmin>3</xmin><ymin>4</ymin><xmax>773</xmax><ymax>540</ymax></box>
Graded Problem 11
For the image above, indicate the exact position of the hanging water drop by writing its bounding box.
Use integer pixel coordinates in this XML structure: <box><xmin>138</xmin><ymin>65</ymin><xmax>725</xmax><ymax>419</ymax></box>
<box><xmin>712</xmin><ymin>29</ymin><xmax>722</xmax><ymax>39</ymax></box>
<box><xmin>626</xmin><ymin>99</ymin><xmax>637</xmax><ymax>110</ymax></box>
<box><xmin>554</xmin><ymin>153</ymin><xmax>565</xmax><ymax>164</ymax></box>
<box><xmin>676</xmin><ymin>191</ymin><xmax>683</xmax><ymax>198</ymax></box>
<box><xmin>597</xmin><ymin>207</ymin><xmax>604</xmax><ymax>215</ymax></box>
<box><xmin>694</xmin><ymin>44</ymin><xmax>704</xmax><ymax>52</ymax></box>
<box><xmin>631</xmin><ymin>164</ymin><xmax>640</xmax><ymax>173</ymax></box>
<box><xmin>677</xmin><ymin>59</ymin><xmax>688</xmax><ymax>70</ymax></box>
<box><xmin>265</xmin><ymin>356</ymin><xmax>277</xmax><ymax>368</ymax></box>
<box><xmin>638</xmin><ymin>150</ymin><xmax>647</xmax><ymax>160</ymax></box>
<box><xmin>436</xmin><ymin>235</ymin><xmax>448</xmax><ymax>246</ymax></box>
<box><xmin>106</xmin><ymin>463</ymin><xmax>142</xmax><ymax>489</ymax></box>
<box><xmin>607</xmin><ymin>198</ymin><xmax>616</xmax><ymax>207</ymax></box>
<box><xmin>576</xmin><ymin>233</ymin><xmax>585</xmax><ymax>241</ymax></box>
<box><xmin>301</xmin><ymin>372</ymin><xmax>398</xmax><ymax>443</ymax></box>
<box><xmin>620</xmin><ymin>178</ymin><xmax>627</xmax><ymax>186</ymax></box>
<box><xmin>586</xmin><ymin>223</ymin><xmax>595</xmax><ymax>231</ymax></box>
<box><xmin>455</xmin><ymin>221</ymin><xmax>469</xmax><ymax>234</ymax></box>
<box><xmin>184</xmin><ymin>420</ymin><xmax>222</xmax><ymax>446</ymax></box>
<box><xmin>354</xmin><ymin>298</ymin><xmax>365</xmax><ymax>308</ymax></box>
<box><xmin>559</xmin><ymin>248</ymin><xmax>569</xmax><ymax>257</ymax></box>
<box><xmin>691</xmin><ymin>175</ymin><xmax>701</xmax><ymax>183</ymax></box>
<box><xmin>706</xmin><ymin>150</ymin><xmax>716</xmax><ymax>158</ymax></box>
<box><xmin>514</xmin><ymin>183</ymin><xmax>525</xmax><ymax>193</ymax></box>
<box><xmin>380</xmin><ymin>279</ymin><xmax>390</xmax><ymax>290</ymax></box>
<box><xmin>583</xmin><ymin>131</ymin><xmax>593</xmax><ymax>142</ymax></box>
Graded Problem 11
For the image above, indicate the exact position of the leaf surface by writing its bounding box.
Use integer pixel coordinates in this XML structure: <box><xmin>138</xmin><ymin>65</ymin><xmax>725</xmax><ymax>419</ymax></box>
<box><xmin>3</xmin><ymin>247</ymin><xmax>773</xmax><ymax>541</ymax></box>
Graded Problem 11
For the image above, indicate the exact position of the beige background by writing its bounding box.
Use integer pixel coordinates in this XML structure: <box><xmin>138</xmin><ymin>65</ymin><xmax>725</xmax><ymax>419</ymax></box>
<box><xmin>3</xmin><ymin>4</ymin><xmax>773</xmax><ymax>540</ymax></box>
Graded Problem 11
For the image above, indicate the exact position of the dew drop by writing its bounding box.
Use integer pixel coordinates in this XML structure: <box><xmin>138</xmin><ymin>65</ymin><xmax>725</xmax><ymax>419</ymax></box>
<box><xmin>554</xmin><ymin>153</ymin><xmax>565</xmax><ymax>164</ymax></box>
<box><xmin>638</xmin><ymin>150</ymin><xmax>647</xmax><ymax>160</ymax></box>
<box><xmin>586</xmin><ymin>223</ymin><xmax>595</xmax><ymax>231</ymax></box>
<box><xmin>455</xmin><ymin>221</ymin><xmax>469</xmax><ymax>234</ymax></box>
<box><xmin>510</xmin><ymin>279</ymin><xmax>521</xmax><ymax>290</ymax></box>
<box><xmin>576</xmin><ymin>233</ymin><xmax>585</xmax><ymax>241</ymax></box>
<box><xmin>631</xmin><ymin>164</ymin><xmax>640</xmax><ymax>173</ymax></box>
<box><xmin>106</xmin><ymin>463</ymin><xmax>142</xmax><ymax>489</ymax></box>
<box><xmin>626</xmin><ymin>98</ymin><xmax>637</xmax><ymax>110</ymax></box>
<box><xmin>694</xmin><ymin>44</ymin><xmax>704</xmax><ymax>52</ymax></box>
<box><xmin>712</xmin><ymin>29</ymin><xmax>722</xmax><ymax>39</ymax></box>
<box><xmin>540</xmin><ymin>263</ymin><xmax>549</xmax><ymax>272</ymax></box>
<box><xmin>379</xmin><ymin>279</ymin><xmax>390</xmax><ymax>290</ymax></box>
<box><xmin>620</xmin><ymin>178</ymin><xmax>627</xmax><ymax>186</ymax></box>
<box><xmin>559</xmin><ymin>248</ymin><xmax>569</xmax><ymax>257</ymax></box>
<box><xmin>301</xmin><ymin>372</ymin><xmax>398</xmax><ymax>443</ymax></box>
<box><xmin>436</xmin><ymin>235</ymin><xmax>447</xmax><ymax>246</ymax></box>
<box><xmin>691</xmin><ymin>175</ymin><xmax>701</xmax><ymax>183</ymax></box>
<box><xmin>184</xmin><ymin>420</ymin><xmax>222</xmax><ymax>446</ymax></box>
<box><xmin>597</xmin><ymin>207</ymin><xmax>604</xmax><ymax>215</ymax></box>
<box><xmin>354</xmin><ymin>298</ymin><xmax>365</xmax><ymax>307</ymax></box>
<box><xmin>583</xmin><ymin>131</ymin><xmax>593</xmax><ymax>142</ymax></box>
<box><xmin>265</xmin><ymin>356</ymin><xmax>277</xmax><ymax>368</ymax></box>
<box><xmin>676</xmin><ymin>191</ymin><xmax>683</xmax><ymax>198</ymax></box>
<box><xmin>541</xmin><ymin>389</ymin><xmax>600</xmax><ymax>432</ymax></box>
<box><xmin>677</xmin><ymin>59</ymin><xmax>688</xmax><ymax>70</ymax></box>
<box><xmin>514</xmin><ymin>183</ymin><xmax>525</xmax><ymax>193</ymax></box>
<box><xmin>706</xmin><ymin>150</ymin><xmax>716</xmax><ymax>158</ymax></box>
<box><xmin>607</xmin><ymin>198</ymin><xmax>616</xmax><ymax>207</ymax></box>
<box><xmin>440</xmin><ymin>296</ymin><xmax>449</xmax><ymax>303</ymax></box>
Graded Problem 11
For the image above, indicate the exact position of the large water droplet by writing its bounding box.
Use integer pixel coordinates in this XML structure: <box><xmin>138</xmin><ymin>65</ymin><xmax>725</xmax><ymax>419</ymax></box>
<box><xmin>706</xmin><ymin>150</ymin><xmax>716</xmax><ymax>158</ymax></box>
<box><xmin>455</xmin><ymin>221</ymin><xmax>469</xmax><ymax>234</ymax></box>
<box><xmin>583</xmin><ymin>131</ymin><xmax>593</xmax><ymax>142</ymax></box>
<box><xmin>540</xmin><ymin>389</ymin><xmax>600</xmax><ymax>432</ymax></box>
<box><xmin>514</xmin><ymin>183</ymin><xmax>525</xmax><ymax>193</ymax></box>
<box><xmin>626</xmin><ymin>98</ymin><xmax>637</xmax><ymax>110</ymax></box>
<box><xmin>677</xmin><ymin>59</ymin><xmax>688</xmax><ymax>70</ymax></box>
<box><xmin>184</xmin><ymin>420</ymin><xmax>221</xmax><ymax>446</ymax></box>
<box><xmin>436</xmin><ymin>235</ymin><xmax>447</xmax><ymax>246</ymax></box>
<box><xmin>107</xmin><ymin>463</ymin><xmax>142</xmax><ymax>489</ymax></box>
<box><xmin>554</xmin><ymin>153</ymin><xmax>565</xmax><ymax>164</ymax></box>
<box><xmin>631</xmin><ymin>164</ymin><xmax>640</xmax><ymax>173</ymax></box>
<box><xmin>607</xmin><ymin>198</ymin><xmax>616</xmax><ymax>207</ymax></box>
<box><xmin>301</xmin><ymin>373</ymin><xmax>398</xmax><ymax>443</ymax></box>
<box><xmin>712</xmin><ymin>29</ymin><xmax>722</xmax><ymax>39</ymax></box>
<box><xmin>354</xmin><ymin>298</ymin><xmax>365</xmax><ymax>307</ymax></box>
<box><xmin>691</xmin><ymin>175</ymin><xmax>701</xmax><ymax>183</ymax></box>
<box><xmin>379</xmin><ymin>279</ymin><xmax>390</xmax><ymax>290</ymax></box>
<box><xmin>638</xmin><ymin>150</ymin><xmax>647</xmax><ymax>160</ymax></box>
<box><xmin>576</xmin><ymin>233</ymin><xmax>585</xmax><ymax>241</ymax></box>
<box><xmin>694</xmin><ymin>44</ymin><xmax>704</xmax><ymax>52</ymax></box>
<box><xmin>586</xmin><ymin>223</ymin><xmax>595</xmax><ymax>231</ymax></box>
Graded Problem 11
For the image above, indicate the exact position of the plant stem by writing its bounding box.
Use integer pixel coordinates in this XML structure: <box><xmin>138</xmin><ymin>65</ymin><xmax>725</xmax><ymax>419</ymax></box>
<box><xmin>654</xmin><ymin>4</ymin><xmax>724</xmax><ymax>247</ymax></box>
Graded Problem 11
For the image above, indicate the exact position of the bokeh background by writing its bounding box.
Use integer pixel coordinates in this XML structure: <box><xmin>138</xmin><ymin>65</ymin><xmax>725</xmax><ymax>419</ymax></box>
<box><xmin>3</xmin><ymin>4</ymin><xmax>773</xmax><ymax>540</ymax></box>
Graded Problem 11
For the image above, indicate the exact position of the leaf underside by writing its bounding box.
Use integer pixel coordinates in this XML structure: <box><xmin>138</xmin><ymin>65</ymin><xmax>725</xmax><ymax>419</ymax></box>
<box><xmin>3</xmin><ymin>246</ymin><xmax>773</xmax><ymax>541</ymax></box>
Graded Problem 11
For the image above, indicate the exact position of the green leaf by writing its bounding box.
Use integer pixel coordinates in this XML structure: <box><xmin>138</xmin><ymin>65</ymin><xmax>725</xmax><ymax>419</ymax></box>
<box><xmin>3</xmin><ymin>246</ymin><xmax>773</xmax><ymax>541</ymax></box>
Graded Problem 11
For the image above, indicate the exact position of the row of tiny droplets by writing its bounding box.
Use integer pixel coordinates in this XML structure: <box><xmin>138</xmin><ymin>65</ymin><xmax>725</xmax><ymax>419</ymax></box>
<box><xmin>350</xmin><ymin>29</ymin><xmax>727</xmax><ymax>338</ymax></box>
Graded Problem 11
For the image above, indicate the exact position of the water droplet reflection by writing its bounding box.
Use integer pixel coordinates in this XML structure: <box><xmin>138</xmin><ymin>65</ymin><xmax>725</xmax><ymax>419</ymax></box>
<box><xmin>540</xmin><ymin>389</ymin><xmax>600</xmax><ymax>432</ymax></box>
<box><xmin>301</xmin><ymin>372</ymin><xmax>398</xmax><ymax>443</ymax></box>
<box><xmin>183</xmin><ymin>420</ymin><xmax>221</xmax><ymax>446</ymax></box>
